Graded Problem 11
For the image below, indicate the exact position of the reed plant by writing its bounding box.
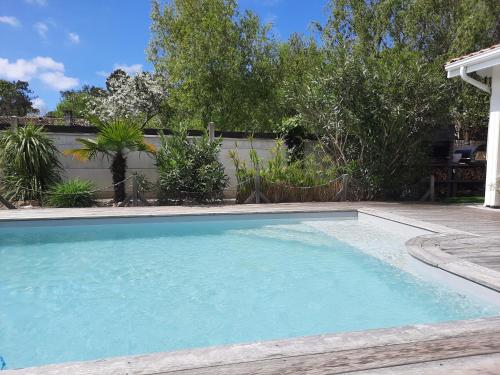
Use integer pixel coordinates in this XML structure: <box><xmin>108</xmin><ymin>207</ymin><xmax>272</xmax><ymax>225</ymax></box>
<box><xmin>229</xmin><ymin>139</ymin><xmax>345</xmax><ymax>203</ymax></box>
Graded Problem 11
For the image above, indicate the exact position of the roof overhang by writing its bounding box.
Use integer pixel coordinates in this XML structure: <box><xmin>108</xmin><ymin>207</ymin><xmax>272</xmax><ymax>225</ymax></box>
<box><xmin>445</xmin><ymin>46</ymin><xmax>500</xmax><ymax>78</ymax></box>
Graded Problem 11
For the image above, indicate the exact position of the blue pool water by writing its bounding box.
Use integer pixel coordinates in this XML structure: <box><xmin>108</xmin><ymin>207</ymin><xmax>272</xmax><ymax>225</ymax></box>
<box><xmin>1</xmin><ymin>214</ymin><xmax>499</xmax><ymax>369</ymax></box>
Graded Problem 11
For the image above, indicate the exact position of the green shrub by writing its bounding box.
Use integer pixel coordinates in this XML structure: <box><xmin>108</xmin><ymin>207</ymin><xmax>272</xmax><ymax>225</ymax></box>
<box><xmin>156</xmin><ymin>127</ymin><xmax>229</xmax><ymax>204</ymax></box>
<box><xmin>0</xmin><ymin>124</ymin><xmax>62</xmax><ymax>202</ymax></box>
<box><xmin>45</xmin><ymin>179</ymin><xmax>96</xmax><ymax>208</ymax></box>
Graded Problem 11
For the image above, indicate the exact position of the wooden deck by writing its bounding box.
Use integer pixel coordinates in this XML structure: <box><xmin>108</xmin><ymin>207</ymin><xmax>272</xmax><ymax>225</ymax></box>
<box><xmin>2</xmin><ymin>202</ymin><xmax>500</xmax><ymax>374</ymax></box>
<box><xmin>367</xmin><ymin>203</ymin><xmax>500</xmax><ymax>237</ymax></box>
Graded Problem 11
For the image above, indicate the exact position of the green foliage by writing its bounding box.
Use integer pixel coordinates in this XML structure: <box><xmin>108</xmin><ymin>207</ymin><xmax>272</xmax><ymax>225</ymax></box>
<box><xmin>66</xmin><ymin>119</ymin><xmax>156</xmax><ymax>202</ymax></box>
<box><xmin>156</xmin><ymin>127</ymin><xmax>229</xmax><ymax>204</ymax></box>
<box><xmin>294</xmin><ymin>46</ymin><xmax>447</xmax><ymax>197</ymax></box>
<box><xmin>229</xmin><ymin>140</ymin><xmax>344</xmax><ymax>203</ymax></box>
<box><xmin>0</xmin><ymin>124</ymin><xmax>62</xmax><ymax>202</ymax></box>
<box><xmin>45</xmin><ymin>179</ymin><xmax>96</xmax><ymax>208</ymax></box>
<box><xmin>47</xmin><ymin>85</ymin><xmax>105</xmax><ymax>119</ymax></box>
<box><xmin>442</xmin><ymin>196</ymin><xmax>484</xmax><ymax>204</ymax></box>
<box><xmin>149</xmin><ymin>0</ymin><xmax>280</xmax><ymax>131</ymax></box>
<box><xmin>0</xmin><ymin>80</ymin><xmax>38</xmax><ymax>116</ymax></box>
<box><xmin>276</xmin><ymin>0</ymin><xmax>499</xmax><ymax>199</ymax></box>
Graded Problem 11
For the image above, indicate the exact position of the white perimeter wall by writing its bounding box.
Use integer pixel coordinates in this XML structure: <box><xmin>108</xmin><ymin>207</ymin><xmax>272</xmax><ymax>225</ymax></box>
<box><xmin>50</xmin><ymin>132</ymin><xmax>279</xmax><ymax>198</ymax></box>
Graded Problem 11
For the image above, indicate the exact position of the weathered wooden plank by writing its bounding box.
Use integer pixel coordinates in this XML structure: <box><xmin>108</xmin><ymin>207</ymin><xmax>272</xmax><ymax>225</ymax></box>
<box><xmin>157</xmin><ymin>332</ymin><xmax>500</xmax><ymax>375</ymax></box>
<box><xmin>5</xmin><ymin>318</ymin><xmax>500</xmax><ymax>375</ymax></box>
<box><xmin>351</xmin><ymin>353</ymin><xmax>500</xmax><ymax>374</ymax></box>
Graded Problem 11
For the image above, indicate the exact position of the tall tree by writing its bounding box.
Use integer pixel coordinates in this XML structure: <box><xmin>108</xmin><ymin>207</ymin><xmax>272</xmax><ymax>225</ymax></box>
<box><xmin>47</xmin><ymin>85</ymin><xmax>105</xmax><ymax>119</ymax></box>
<box><xmin>322</xmin><ymin>0</ymin><xmax>499</xmax><ymax>134</ymax></box>
<box><xmin>0</xmin><ymin>80</ymin><xmax>38</xmax><ymax>116</ymax></box>
<box><xmin>89</xmin><ymin>69</ymin><xmax>168</xmax><ymax>128</ymax></box>
<box><xmin>287</xmin><ymin>0</ymin><xmax>500</xmax><ymax>197</ymax></box>
<box><xmin>149</xmin><ymin>0</ymin><xmax>280</xmax><ymax>131</ymax></box>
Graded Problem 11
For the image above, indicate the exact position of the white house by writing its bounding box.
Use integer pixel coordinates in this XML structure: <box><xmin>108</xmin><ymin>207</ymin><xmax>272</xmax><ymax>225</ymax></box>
<box><xmin>445</xmin><ymin>44</ymin><xmax>500</xmax><ymax>207</ymax></box>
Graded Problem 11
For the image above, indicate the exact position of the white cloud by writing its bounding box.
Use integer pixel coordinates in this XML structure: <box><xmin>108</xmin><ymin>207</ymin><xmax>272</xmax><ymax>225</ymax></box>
<box><xmin>68</xmin><ymin>32</ymin><xmax>80</xmax><ymax>44</ymax></box>
<box><xmin>25</xmin><ymin>0</ymin><xmax>48</xmax><ymax>6</ymax></box>
<box><xmin>34</xmin><ymin>22</ymin><xmax>48</xmax><ymax>38</ymax></box>
<box><xmin>114</xmin><ymin>63</ymin><xmax>143</xmax><ymax>75</ymax></box>
<box><xmin>39</xmin><ymin>71</ymin><xmax>79</xmax><ymax>91</ymax></box>
<box><xmin>0</xmin><ymin>16</ymin><xmax>20</xmax><ymax>27</ymax></box>
<box><xmin>31</xmin><ymin>97</ymin><xmax>46</xmax><ymax>113</ymax></box>
<box><xmin>0</xmin><ymin>56</ymin><xmax>78</xmax><ymax>91</ymax></box>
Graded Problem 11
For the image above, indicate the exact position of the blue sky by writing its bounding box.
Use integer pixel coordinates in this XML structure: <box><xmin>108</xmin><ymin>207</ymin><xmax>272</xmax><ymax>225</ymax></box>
<box><xmin>0</xmin><ymin>0</ymin><xmax>327</xmax><ymax>113</ymax></box>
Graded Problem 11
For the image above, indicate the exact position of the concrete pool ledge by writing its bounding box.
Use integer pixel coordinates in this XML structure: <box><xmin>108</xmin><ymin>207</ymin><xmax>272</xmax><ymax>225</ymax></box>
<box><xmin>4</xmin><ymin>317</ymin><xmax>500</xmax><ymax>375</ymax></box>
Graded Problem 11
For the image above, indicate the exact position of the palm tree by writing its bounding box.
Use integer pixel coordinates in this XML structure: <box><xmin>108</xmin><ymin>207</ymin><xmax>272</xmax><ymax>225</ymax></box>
<box><xmin>66</xmin><ymin>119</ymin><xmax>156</xmax><ymax>202</ymax></box>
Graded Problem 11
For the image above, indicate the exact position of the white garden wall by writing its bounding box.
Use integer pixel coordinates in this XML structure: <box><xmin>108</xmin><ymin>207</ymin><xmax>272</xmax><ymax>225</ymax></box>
<box><xmin>49</xmin><ymin>131</ymin><xmax>279</xmax><ymax>198</ymax></box>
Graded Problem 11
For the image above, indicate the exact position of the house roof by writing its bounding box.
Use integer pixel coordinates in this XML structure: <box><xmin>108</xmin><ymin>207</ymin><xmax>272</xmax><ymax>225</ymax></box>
<box><xmin>445</xmin><ymin>44</ymin><xmax>500</xmax><ymax>78</ymax></box>
<box><xmin>446</xmin><ymin>44</ymin><xmax>500</xmax><ymax>65</ymax></box>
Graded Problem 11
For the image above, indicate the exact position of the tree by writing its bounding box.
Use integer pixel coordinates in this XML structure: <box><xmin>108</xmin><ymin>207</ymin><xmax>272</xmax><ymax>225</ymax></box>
<box><xmin>322</xmin><ymin>0</ymin><xmax>499</xmax><ymax>134</ymax></box>
<box><xmin>278</xmin><ymin>0</ymin><xmax>500</xmax><ymax>198</ymax></box>
<box><xmin>65</xmin><ymin>120</ymin><xmax>156</xmax><ymax>202</ymax></box>
<box><xmin>0</xmin><ymin>80</ymin><xmax>38</xmax><ymax>116</ymax></box>
<box><xmin>149</xmin><ymin>0</ymin><xmax>280</xmax><ymax>131</ymax></box>
<box><xmin>47</xmin><ymin>85</ymin><xmax>105</xmax><ymax>119</ymax></box>
<box><xmin>88</xmin><ymin>70</ymin><xmax>168</xmax><ymax>128</ymax></box>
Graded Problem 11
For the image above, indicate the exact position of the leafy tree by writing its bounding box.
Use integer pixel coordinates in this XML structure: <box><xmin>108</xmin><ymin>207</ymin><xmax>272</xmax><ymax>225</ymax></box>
<box><xmin>0</xmin><ymin>80</ymin><xmax>38</xmax><ymax>116</ymax></box>
<box><xmin>149</xmin><ymin>0</ymin><xmax>280</xmax><ymax>131</ymax></box>
<box><xmin>89</xmin><ymin>69</ymin><xmax>168</xmax><ymax>128</ymax></box>
<box><xmin>279</xmin><ymin>0</ymin><xmax>500</xmax><ymax>198</ymax></box>
<box><xmin>323</xmin><ymin>0</ymin><xmax>499</xmax><ymax>134</ymax></box>
<box><xmin>47</xmin><ymin>85</ymin><xmax>105</xmax><ymax>119</ymax></box>
<box><xmin>66</xmin><ymin>119</ymin><xmax>156</xmax><ymax>202</ymax></box>
<box><xmin>0</xmin><ymin>124</ymin><xmax>62</xmax><ymax>202</ymax></box>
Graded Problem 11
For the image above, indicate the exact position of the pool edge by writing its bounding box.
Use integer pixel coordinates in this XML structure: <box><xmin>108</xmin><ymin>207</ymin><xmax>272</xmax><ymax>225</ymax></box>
<box><xmin>4</xmin><ymin>316</ymin><xmax>500</xmax><ymax>374</ymax></box>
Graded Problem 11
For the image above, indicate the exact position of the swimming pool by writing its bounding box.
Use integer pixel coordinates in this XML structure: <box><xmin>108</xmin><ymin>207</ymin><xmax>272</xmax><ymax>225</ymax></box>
<box><xmin>1</xmin><ymin>212</ymin><xmax>499</xmax><ymax>370</ymax></box>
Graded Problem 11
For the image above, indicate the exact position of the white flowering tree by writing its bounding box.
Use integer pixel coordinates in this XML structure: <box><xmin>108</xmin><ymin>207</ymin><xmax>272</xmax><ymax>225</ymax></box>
<box><xmin>89</xmin><ymin>69</ymin><xmax>168</xmax><ymax>127</ymax></box>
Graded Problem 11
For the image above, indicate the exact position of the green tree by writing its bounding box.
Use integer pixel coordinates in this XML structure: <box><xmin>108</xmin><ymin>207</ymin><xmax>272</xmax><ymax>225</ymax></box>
<box><xmin>48</xmin><ymin>85</ymin><xmax>105</xmax><ymax>119</ymax></box>
<box><xmin>0</xmin><ymin>80</ymin><xmax>38</xmax><ymax>116</ymax></box>
<box><xmin>323</xmin><ymin>0</ymin><xmax>499</xmax><ymax>133</ymax></box>
<box><xmin>283</xmin><ymin>0</ymin><xmax>500</xmax><ymax>198</ymax></box>
<box><xmin>65</xmin><ymin>120</ymin><xmax>156</xmax><ymax>202</ymax></box>
<box><xmin>149</xmin><ymin>0</ymin><xmax>280</xmax><ymax>131</ymax></box>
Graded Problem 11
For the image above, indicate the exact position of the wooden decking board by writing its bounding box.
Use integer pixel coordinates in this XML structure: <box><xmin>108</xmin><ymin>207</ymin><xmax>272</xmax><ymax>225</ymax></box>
<box><xmin>154</xmin><ymin>332</ymin><xmax>500</xmax><ymax>375</ymax></box>
<box><xmin>350</xmin><ymin>353</ymin><xmax>500</xmax><ymax>374</ymax></box>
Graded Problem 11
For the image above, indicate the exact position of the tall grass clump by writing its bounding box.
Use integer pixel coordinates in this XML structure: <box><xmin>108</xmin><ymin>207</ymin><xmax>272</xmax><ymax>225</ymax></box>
<box><xmin>45</xmin><ymin>179</ymin><xmax>96</xmax><ymax>208</ymax></box>
<box><xmin>229</xmin><ymin>139</ymin><xmax>347</xmax><ymax>203</ymax></box>
<box><xmin>0</xmin><ymin>123</ymin><xmax>62</xmax><ymax>203</ymax></box>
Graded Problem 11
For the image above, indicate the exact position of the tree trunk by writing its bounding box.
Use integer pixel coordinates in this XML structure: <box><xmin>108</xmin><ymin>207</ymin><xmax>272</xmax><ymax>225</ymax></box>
<box><xmin>111</xmin><ymin>151</ymin><xmax>127</xmax><ymax>203</ymax></box>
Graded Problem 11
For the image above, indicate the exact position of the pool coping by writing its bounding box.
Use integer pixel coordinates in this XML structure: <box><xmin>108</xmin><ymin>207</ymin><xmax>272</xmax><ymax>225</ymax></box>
<box><xmin>357</xmin><ymin>208</ymin><xmax>500</xmax><ymax>293</ymax></box>
<box><xmin>4</xmin><ymin>317</ymin><xmax>500</xmax><ymax>374</ymax></box>
<box><xmin>3</xmin><ymin>204</ymin><xmax>500</xmax><ymax>374</ymax></box>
